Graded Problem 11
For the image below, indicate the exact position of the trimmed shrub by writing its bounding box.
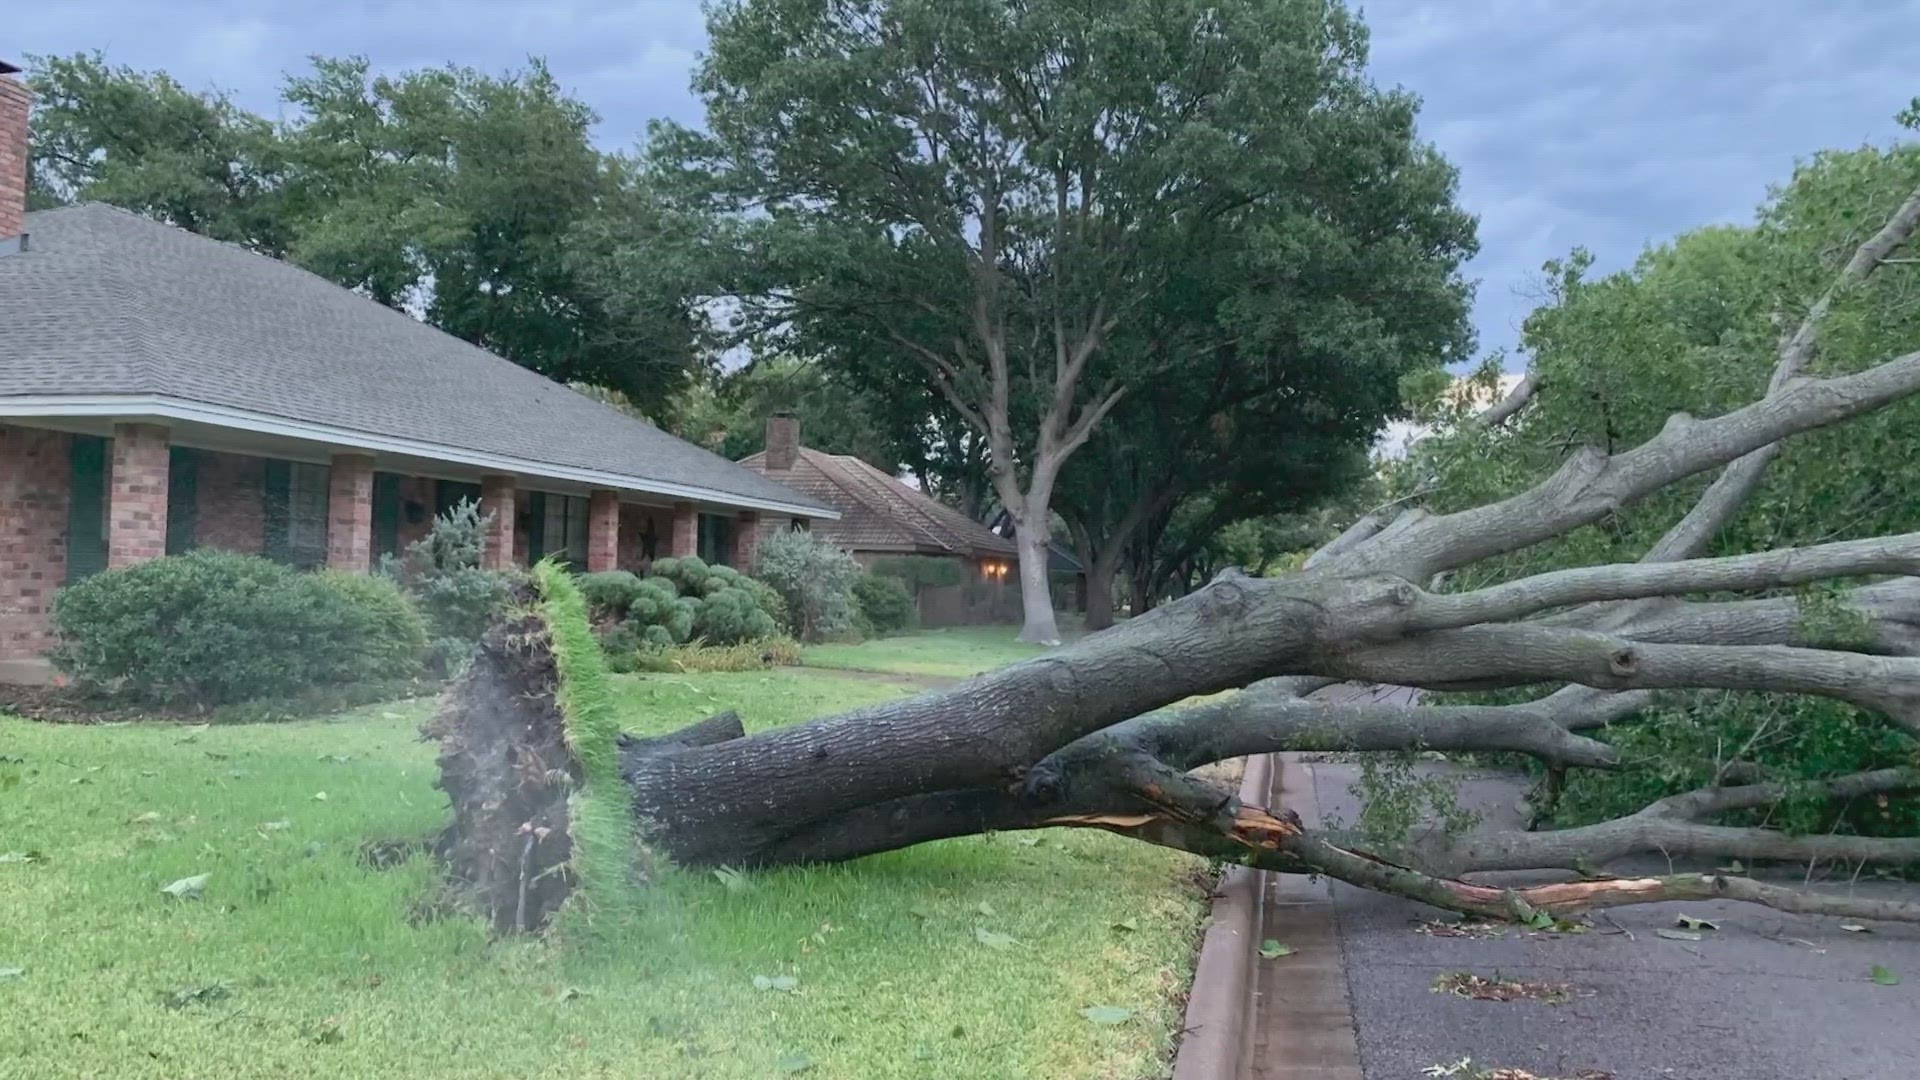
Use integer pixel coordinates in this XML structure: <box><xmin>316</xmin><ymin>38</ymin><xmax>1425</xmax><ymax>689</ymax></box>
<box><xmin>628</xmin><ymin>578</ymin><xmax>697</xmax><ymax>643</ymax></box>
<box><xmin>590</xmin><ymin>559</ymin><xmax>781</xmax><ymax>665</ymax></box>
<box><xmin>577</xmin><ymin>570</ymin><xmax>647</xmax><ymax>621</ymax></box>
<box><xmin>756</xmin><ymin>529</ymin><xmax>863</xmax><ymax>641</ymax></box>
<box><xmin>51</xmin><ymin>549</ymin><xmax>426</xmax><ymax>706</ymax></box>
<box><xmin>853</xmin><ymin>573</ymin><xmax>915</xmax><ymax>634</ymax></box>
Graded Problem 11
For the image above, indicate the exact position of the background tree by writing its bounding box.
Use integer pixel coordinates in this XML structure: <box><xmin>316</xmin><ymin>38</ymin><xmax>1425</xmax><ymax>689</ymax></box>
<box><xmin>644</xmin><ymin>0</ymin><xmax>1475</xmax><ymax>642</ymax></box>
<box><xmin>24</xmin><ymin>52</ymin><xmax>289</xmax><ymax>249</ymax></box>
<box><xmin>25</xmin><ymin>52</ymin><xmax>703</xmax><ymax>410</ymax></box>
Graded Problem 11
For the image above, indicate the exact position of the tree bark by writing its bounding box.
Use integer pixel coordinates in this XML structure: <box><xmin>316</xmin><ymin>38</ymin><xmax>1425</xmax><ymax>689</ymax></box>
<box><xmin>1083</xmin><ymin>558</ymin><xmax>1117</xmax><ymax>631</ymax></box>
<box><xmin>1012</xmin><ymin>523</ymin><xmax>1064</xmax><ymax>644</ymax></box>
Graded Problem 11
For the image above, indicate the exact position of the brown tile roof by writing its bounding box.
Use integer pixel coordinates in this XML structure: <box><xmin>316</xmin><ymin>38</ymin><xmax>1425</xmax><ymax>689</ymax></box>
<box><xmin>739</xmin><ymin>446</ymin><xmax>1017</xmax><ymax>559</ymax></box>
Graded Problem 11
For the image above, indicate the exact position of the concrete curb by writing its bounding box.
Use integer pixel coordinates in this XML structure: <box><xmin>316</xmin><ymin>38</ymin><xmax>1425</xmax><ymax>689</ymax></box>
<box><xmin>1170</xmin><ymin>752</ymin><xmax>1274</xmax><ymax>1080</ymax></box>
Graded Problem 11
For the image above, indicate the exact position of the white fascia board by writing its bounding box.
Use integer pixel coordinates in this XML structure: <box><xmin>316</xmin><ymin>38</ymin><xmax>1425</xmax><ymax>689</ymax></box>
<box><xmin>0</xmin><ymin>394</ymin><xmax>840</xmax><ymax>520</ymax></box>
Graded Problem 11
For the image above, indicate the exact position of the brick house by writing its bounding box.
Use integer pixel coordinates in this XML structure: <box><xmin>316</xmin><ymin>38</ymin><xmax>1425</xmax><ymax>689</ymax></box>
<box><xmin>0</xmin><ymin>62</ymin><xmax>834</xmax><ymax>681</ymax></box>
<box><xmin>738</xmin><ymin>416</ymin><xmax>1019</xmax><ymax>626</ymax></box>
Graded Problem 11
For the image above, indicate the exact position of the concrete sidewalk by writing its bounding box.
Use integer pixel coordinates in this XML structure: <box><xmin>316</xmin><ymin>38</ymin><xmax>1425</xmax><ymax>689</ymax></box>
<box><xmin>1252</xmin><ymin>757</ymin><xmax>1920</xmax><ymax>1080</ymax></box>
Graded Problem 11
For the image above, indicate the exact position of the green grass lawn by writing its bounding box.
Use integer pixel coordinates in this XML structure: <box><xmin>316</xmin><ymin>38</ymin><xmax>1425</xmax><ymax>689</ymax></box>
<box><xmin>802</xmin><ymin>625</ymin><xmax>1059</xmax><ymax>679</ymax></box>
<box><xmin>0</xmin><ymin>662</ymin><xmax>1205</xmax><ymax>1080</ymax></box>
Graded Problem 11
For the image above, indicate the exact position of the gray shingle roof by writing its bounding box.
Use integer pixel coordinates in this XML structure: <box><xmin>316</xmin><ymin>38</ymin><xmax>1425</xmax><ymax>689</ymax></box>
<box><xmin>0</xmin><ymin>203</ymin><xmax>830</xmax><ymax>515</ymax></box>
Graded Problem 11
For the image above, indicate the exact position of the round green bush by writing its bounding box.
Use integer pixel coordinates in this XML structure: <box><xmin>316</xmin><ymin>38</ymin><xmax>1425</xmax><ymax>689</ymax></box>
<box><xmin>693</xmin><ymin>586</ymin><xmax>779</xmax><ymax>644</ymax></box>
<box><xmin>852</xmin><ymin>573</ymin><xmax>915</xmax><ymax>634</ymax></box>
<box><xmin>577</xmin><ymin>570</ymin><xmax>647</xmax><ymax>620</ymax></box>
<box><xmin>51</xmin><ymin>550</ymin><xmax>427</xmax><ymax>706</ymax></box>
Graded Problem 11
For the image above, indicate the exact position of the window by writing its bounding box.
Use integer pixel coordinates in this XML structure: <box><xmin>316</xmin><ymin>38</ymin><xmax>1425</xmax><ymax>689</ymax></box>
<box><xmin>263</xmin><ymin>460</ymin><xmax>330</xmax><ymax>568</ymax></box>
<box><xmin>165</xmin><ymin>448</ymin><xmax>199</xmax><ymax>555</ymax></box>
<box><xmin>66</xmin><ymin>435</ymin><xmax>108</xmax><ymax>582</ymax></box>
<box><xmin>435</xmin><ymin>480</ymin><xmax>482</xmax><ymax>521</ymax></box>
<box><xmin>524</xmin><ymin>492</ymin><xmax>590</xmax><ymax>567</ymax></box>
<box><xmin>371</xmin><ymin>472</ymin><xmax>402</xmax><ymax>559</ymax></box>
<box><xmin>698</xmin><ymin>513</ymin><xmax>733</xmax><ymax>566</ymax></box>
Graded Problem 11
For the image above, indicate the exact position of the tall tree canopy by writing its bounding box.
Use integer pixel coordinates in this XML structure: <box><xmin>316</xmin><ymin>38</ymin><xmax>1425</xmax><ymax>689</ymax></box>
<box><xmin>24</xmin><ymin>52</ymin><xmax>700</xmax><ymax>408</ymax></box>
<box><xmin>644</xmin><ymin>0</ymin><xmax>1476</xmax><ymax>641</ymax></box>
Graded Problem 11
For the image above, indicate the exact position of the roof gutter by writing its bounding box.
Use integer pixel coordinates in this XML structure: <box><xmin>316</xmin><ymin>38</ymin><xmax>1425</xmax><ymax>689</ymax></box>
<box><xmin>0</xmin><ymin>394</ymin><xmax>839</xmax><ymax>521</ymax></box>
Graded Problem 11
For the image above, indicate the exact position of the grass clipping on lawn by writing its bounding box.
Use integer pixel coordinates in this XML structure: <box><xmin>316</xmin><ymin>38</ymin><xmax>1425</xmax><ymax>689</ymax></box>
<box><xmin>535</xmin><ymin>559</ymin><xmax>642</xmax><ymax>937</ymax></box>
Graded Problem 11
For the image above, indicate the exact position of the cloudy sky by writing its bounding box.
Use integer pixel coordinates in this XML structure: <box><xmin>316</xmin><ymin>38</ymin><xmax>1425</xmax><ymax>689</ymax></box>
<box><xmin>13</xmin><ymin>1</ymin><xmax>1917</xmax><ymax>368</ymax></box>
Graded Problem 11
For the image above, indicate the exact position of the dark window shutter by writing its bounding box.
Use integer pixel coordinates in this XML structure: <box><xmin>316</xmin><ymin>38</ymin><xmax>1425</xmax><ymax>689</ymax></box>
<box><xmin>372</xmin><ymin>472</ymin><xmax>401</xmax><ymax>559</ymax></box>
<box><xmin>66</xmin><ymin>435</ymin><xmax>108</xmax><ymax>582</ymax></box>
<box><xmin>698</xmin><ymin>513</ymin><xmax>732</xmax><ymax>566</ymax></box>
<box><xmin>166</xmin><ymin>448</ymin><xmax>199</xmax><ymax>555</ymax></box>
<box><xmin>262</xmin><ymin>459</ymin><xmax>291</xmax><ymax>563</ymax></box>
<box><xmin>524</xmin><ymin>492</ymin><xmax>547</xmax><ymax>563</ymax></box>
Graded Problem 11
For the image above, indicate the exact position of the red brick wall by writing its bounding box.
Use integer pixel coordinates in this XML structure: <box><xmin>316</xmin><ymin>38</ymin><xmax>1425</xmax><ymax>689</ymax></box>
<box><xmin>0</xmin><ymin>426</ymin><xmax>70</xmax><ymax>660</ymax></box>
<box><xmin>108</xmin><ymin>423</ymin><xmax>170</xmax><ymax>568</ymax></box>
<box><xmin>669</xmin><ymin>503</ymin><xmax>698</xmax><ymax>559</ymax></box>
<box><xmin>587</xmin><ymin>490</ymin><xmax>620</xmax><ymax>572</ymax></box>
<box><xmin>0</xmin><ymin>73</ymin><xmax>30</xmax><ymax>241</ymax></box>
<box><xmin>479</xmin><ymin>475</ymin><xmax>516</xmax><ymax>570</ymax></box>
<box><xmin>730</xmin><ymin>511</ymin><xmax>761</xmax><ymax>574</ymax></box>
<box><xmin>193</xmin><ymin>450</ymin><xmax>265</xmax><ymax>554</ymax></box>
<box><xmin>326</xmin><ymin>454</ymin><xmax>375</xmax><ymax>571</ymax></box>
<box><xmin>617</xmin><ymin>503</ymin><xmax>675</xmax><ymax>573</ymax></box>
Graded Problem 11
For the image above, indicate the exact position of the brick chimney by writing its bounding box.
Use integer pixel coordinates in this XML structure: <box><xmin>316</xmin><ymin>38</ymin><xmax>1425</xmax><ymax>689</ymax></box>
<box><xmin>765</xmin><ymin>412</ymin><xmax>801</xmax><ymax>471</ymax></box>
<box><xmin>0</xmin><ymin>60</ymin><xmax>28</xmax><ymax>242</ymax></box>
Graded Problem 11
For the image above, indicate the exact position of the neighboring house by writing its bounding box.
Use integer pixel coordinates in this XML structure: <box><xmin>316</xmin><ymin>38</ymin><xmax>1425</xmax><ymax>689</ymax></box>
<box><xmin>738</xmin><ymin>416</ymin><xmax>1019</xmax><ymax>626</ymax></box>
<box><xmin>0</xmin><ymin>63</ymin><xmax>834</xmax><ymax>679</ymax></box>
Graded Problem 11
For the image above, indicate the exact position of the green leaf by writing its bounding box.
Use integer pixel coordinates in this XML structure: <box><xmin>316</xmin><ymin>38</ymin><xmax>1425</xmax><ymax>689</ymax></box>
<box><xmin>160</xmin><ymin>873</ymin><xmax>209</xmax><ymax>900</ymax></box>
<box><xmin>774</xmin><ymin>1052</ymin><xmax>815</xmax><ymax>1073</ymax></box>
<box><xmin>973</xmin><ymin>928</ymin><xmax>1019</xmax><ymax>950</ymax></box>
<box><xmin>1871</xmin><ymin>965</ymin><xmax>1901</xmax><ymax>986</ymax></box>
<box><xmin>1080</xmin><ymin>1005</ymin><xmax>1133</xmax><ymax>1025</ymax></box>
<box><xmin>752</xmin><ymin>974</ymin><xmax>799</xmax><ymax>992</ymax></box>
<box><xmin>1259</xmin><ymin>939</ymin><xmax>1295</xmax><ymax>958</ymax></box>
<box><xmin>1655</xmin><ymin>928</ymin><xmax>1701</xmax><ymax>942</ymax></box>
<box><xmin>1526</xmin><ymin>910</ymin><xmax>1555</xmax><ymax>930</ymax></box>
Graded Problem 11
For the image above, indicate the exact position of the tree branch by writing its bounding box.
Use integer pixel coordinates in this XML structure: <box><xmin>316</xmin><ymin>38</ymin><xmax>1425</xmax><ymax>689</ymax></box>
<box><xmin>1476</xmin><ymin>372</ymin><xmax>1539</xmax><ymax>429</ymax></box>
<box><xmin>1640</xmin><ymin>180</ymin><xmax>1920</xmax><ymax>563</ymax></box>
<box><xmin>1411</xmin><ymin>531</ymin><xmax>1920</xmax><ymax>631</ymax></box>
<box><xmin>1313</xmin><ymin>624</ymin><xmax>1920</xmax><ymax>734</ymax></box>
<box><xmin>1339</xmin><ymin>348</ymin><xmax>1920</xmax><ymax>579</ymax></box>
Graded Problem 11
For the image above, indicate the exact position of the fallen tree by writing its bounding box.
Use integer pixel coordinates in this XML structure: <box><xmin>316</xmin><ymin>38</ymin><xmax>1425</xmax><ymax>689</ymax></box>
<box><xmin>431</xmin><ymin>179</ymin><xmax>1920</xmax><ymax>930</ymax></box>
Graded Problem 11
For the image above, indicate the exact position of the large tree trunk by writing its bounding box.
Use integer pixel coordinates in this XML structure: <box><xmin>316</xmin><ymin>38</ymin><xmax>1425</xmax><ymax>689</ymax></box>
<box><xmin>1083</xmin><ymin>557</ymin><xmax>1117</xmax><ymax>631</ymax></box>
<box><xmin>429</xmin><ymin>184</ymin><xmax>1920</xmax><ymax>931</ymax></box>
<box><xmin>1012</xmin><ymin>524</ymin><xmax>1063</xmax><ymax>644</ymax></box>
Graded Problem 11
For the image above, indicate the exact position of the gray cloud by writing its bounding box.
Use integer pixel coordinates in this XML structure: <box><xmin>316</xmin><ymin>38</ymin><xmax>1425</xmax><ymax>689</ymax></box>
<box><xmin>15</xmin><ymin>0</ymin><xmax>1918</xmax><ymax>366</ymax></box>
